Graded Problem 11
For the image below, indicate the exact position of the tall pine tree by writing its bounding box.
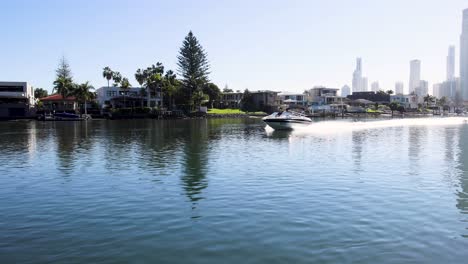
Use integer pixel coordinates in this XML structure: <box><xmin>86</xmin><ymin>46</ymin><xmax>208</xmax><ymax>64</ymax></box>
<box><xmin>56</xmin><ymin>56</ymin><xmax>73</xmax><ymax>81</ymax></box>
<box><xmin>53</xmin><ymin>56</ymin><xmax>74</xmax><ymax>99</ymax></box>
<box><xmin>177</xmin><ymin>31</ymin><xmax>210</xmax><ymax>108</ymax></box>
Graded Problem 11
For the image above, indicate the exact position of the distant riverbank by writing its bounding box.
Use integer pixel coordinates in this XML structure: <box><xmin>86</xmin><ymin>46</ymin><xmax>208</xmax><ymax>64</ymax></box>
<box><xmin>2</xmin><ymin>110</ymin><xmax>465</xmax><ymax>122</ymax></box>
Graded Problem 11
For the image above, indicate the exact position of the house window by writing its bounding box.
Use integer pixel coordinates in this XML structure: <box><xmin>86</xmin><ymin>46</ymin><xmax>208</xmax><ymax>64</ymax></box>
<box><xmin>106</xmin><ymin>91</ymin><xmax>117</xmax><ymax>97</ymax></box>
<box><xmin>0</xmin><ymin>85</ymin><xmax>23</xmax><ymax>92</ymax></box>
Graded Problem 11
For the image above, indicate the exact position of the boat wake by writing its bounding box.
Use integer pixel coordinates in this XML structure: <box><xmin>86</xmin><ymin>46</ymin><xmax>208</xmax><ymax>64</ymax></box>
<box><xmin>287</xmin><ymin>117</ymin><xmax>468</xmax><ymax>136</ymax></box>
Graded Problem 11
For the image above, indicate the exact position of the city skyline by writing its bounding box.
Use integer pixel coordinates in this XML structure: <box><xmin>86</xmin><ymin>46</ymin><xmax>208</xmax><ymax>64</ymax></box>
<box><xmin>1</xmin><ymin>1</ymin><xmax>467</xmax><ymax>94</ymax></box>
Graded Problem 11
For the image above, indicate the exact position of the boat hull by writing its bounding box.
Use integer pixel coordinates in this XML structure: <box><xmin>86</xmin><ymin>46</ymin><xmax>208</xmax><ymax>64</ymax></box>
<box><xmin>263</xmin><ymin>119</ymin><xmax>311</xmax><ymax>130</ymax></box>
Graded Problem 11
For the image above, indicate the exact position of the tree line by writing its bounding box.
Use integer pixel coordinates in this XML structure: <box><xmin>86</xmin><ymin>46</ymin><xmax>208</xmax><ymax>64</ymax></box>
<box><xmin>35</xmin><ymin>31</ymin><xmax>222</xmax><ymax>113</ymax></box>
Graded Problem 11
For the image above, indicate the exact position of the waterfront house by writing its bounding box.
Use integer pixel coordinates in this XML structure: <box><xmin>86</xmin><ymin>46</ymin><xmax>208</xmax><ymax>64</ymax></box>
<box><xmin>40</xmin><ymin>94</ymin><xmax>78</xmax><ymax>112</ymax></box>
<box><xmin>250</xmin><ymin>90</ymin><xmax>280</xmax><ymax>113</ymax></box>
<box><xmin>96</xmin><ymin>86</ymin><xmax>161</xmax><ymax>109</ymax></box>
<box><xmin>305</xmin><ymin>87</ymin><xmax>342</xmax><ymax>105</ymax></box>
<box><xmin>390</xmin><ymin>94</ymin><xmax>423</xmax><ymax>109</ymax></box>
<box><xmin>217</xmin><ymin>92</ymin><xmax>243</xmax><ymax>108</ymax></box>
<box><xmin>0</xmin><ymin>81</ymin><xmax>35</xmax><ymax>118</ymax></box>
<box><xmin>278</xmin><ymin>92</ymin><xmax>307</xmax><ymax>106</ymax></box>
<box><xmin>304</xmin><ymin>87</ymin><xmax>347</xmax><ymax>113</ymax></box>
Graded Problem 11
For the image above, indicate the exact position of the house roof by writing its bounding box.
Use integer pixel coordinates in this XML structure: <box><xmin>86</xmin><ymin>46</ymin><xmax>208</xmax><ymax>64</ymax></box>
<box><xmin>40</xmin><ymin>94</ymin><xmax>76</xmax><ymax>101</ymax></box>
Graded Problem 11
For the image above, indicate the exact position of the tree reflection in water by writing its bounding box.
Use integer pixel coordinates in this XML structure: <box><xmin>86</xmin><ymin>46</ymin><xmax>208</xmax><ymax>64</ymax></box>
<box><xmin>181</xmin><ymin>120</ymin><xmax>209</xmax><ymax>211</ymax></box>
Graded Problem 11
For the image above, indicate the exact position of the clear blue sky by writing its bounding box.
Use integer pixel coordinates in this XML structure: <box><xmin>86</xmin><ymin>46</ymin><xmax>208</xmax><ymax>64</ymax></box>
<box><xmin>1</xmin><ymin>0</ymin><xmax>467</xmax><ymax>94</ymax></box>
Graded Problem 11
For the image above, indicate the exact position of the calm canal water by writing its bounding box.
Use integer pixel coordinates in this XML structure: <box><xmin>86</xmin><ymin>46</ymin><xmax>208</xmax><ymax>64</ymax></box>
<box><xmin>1</xmin><ymin>118</ymin><xmax>468</xmax><ymax>263</ymax></box>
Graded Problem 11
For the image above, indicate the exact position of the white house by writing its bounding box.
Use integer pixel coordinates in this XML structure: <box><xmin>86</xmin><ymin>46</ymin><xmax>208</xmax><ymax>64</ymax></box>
<box><xmin>96</xmin><ymin>86</ymin><xmax>161</xmax><ymax>109</ymax></box>
<box><xmin>0</xmin><ymin>81</ymin><xmax>35</xmax><ymax>117</ymax></box>
<box><xmin>390</xmin><ymin>94</ymin><xmax>423</xmax><ymax>109</ymax></box>
<box><xmin>278</xmin><ymin>92</ymin><xmax>307</xmax><ymax>106</ymax></box>
<box><xmin>305</xmin><ymin>87</ymin><xmax>343</xmax><ymax>105</ymax></box>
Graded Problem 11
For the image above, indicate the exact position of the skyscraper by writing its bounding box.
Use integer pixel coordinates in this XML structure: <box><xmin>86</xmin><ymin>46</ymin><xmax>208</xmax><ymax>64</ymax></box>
<box><xmin>433</xmin><ymin>83</ymin><xmax>441</xmax><ymax>98</ymax></box>
<box><xmin>447</xmin><ymin>45</ymin><xmax>455</xmax><ymax>81</ymax></box>
<box><xmin>436</xmin><ymin>79</ymin><xmax>460</xmax><ymax>100</ymax></box>
<box><xmin>371</xmin><ymin>81</ymin><xmax>380</xmax><ymax>92</ymax></box>
<box><xmin>362</xmin><ymin>77</ymin><xmax>368</xmax><ymax>92</ymax></box>
<box><xmin>341</xmin><ymin>85</ymin><xmax>351</xmax><ymax>97</ymax></box>
<box><xmin>352</xmin><ymin>58</ymin><xmax>362</xmax><ymax>93</ymax></box>
<box><xmin>460</xmin><ymin>9</ymin><xmax>468</xmax><ymax>101</ymax></box>
<box><xmin>416</xmin><ymin>80</ymin><xmax>429</xmax><ymax>96</ymax></box>
<box><xmin>409</xmin><ymin>60</ymin><xmax>421</xmax><ymax>94</ymax></box>
<box><xmin>395</xmin><ymin>82</ymin><xmax>404</xmax><ymax>94</ymax></box>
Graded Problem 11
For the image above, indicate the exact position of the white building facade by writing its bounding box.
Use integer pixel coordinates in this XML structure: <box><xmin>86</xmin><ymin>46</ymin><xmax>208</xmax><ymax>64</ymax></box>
<box><xmin>96</xmin><ymin>86</ymin><xmax>161</xmax><ymax>109</ymax></box>
<box><xmin>391</xmin><ymin>94</ymin><xmax>423</xmax><ymax>109</ymax></box>
<box><xmin>0</xmin><ymin>81</ymin><xmax>35</xmax><ymax>117</ymax></box>
<box><xmin>278</xmin><ymin>92</ymin><xmax>307</xmax><ymax>106</ymax></box>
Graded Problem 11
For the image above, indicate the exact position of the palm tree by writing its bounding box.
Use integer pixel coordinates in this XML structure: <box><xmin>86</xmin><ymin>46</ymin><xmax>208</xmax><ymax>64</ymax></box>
<box><xmin>146</xmin><ymin>73</ymin><xmax>163</xmax><ymax>109</ymax></box>
<box><xmin>163</xmin><ymin>70</ymin><xmax>178</xmax><ymax>109</ymax></box>
<box><xmin>389</xmin><ymin>101</ymin><xmax>399</xmax><ymax>117</ymax></box>
<box><xmin>113</xmin><ymin>71</ymin><xmax>122</xmax><ymax>87</ymax></box>
<box><xmin>120</xmin><ymin>77</ymin><xmax>131</xmax><ymax>108</ymax></box>
<box><xmin>102</xmin><ymin>67</ymin><xmax>114</xmax><ymax>88</ymax></box>
<box><xmin>423</xmin><ymin>94</ymin><xmax>433</xmax><ymax>108</ymax></box>
<box><xmin>53</xmin><ymin>77</ymin><xmax>73</xmax><ymax>111</ymax></box>
<box><xmin>73</xmin><ymin>82</ymin><xmax>94</xmax><ymax>117</ymax></box>
<box><xmin>135</xmin><ymin>68</ymin><xmax>149</xmax><ymax>107</ymax></box>
<box><xmin>53</xmin><ymin>77</ymin><xmax>72</xmax><ymax>98</ymax></box>
<box><xmin>138</xmin><ymin>88</ymin><xmax>147</xmax><ymax>107</ymax></box>
<box><xmin>192</xmin><ymin>88</ymin><xmax>208</xmax><ymax>109</ymax></box>
<box><xmin>438</xmin><ymin>96</ymin><xmax>448</xmax><ymax>112</ymax></box>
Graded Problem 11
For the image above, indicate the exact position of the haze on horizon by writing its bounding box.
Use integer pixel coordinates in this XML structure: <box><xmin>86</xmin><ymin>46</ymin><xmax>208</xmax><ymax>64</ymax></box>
<box><xmin>1</xmin><ymin>0</ymin><xmax>467</xmax><ymax>94</ymax></box>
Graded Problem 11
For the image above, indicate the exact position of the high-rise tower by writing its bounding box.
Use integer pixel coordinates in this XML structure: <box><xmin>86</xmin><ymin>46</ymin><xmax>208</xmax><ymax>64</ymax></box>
<box><xmin>460</xmin><ymin>9</ymin><xmax>468</xmax><ymax>101</ymax></box>
<box><xmin>352</xmin><ymin>58</ymin><xmax>362</xmax><ymax>93</ymax></box>
<box><xmin>447</xmin><ymin>45</ymin><xmax>455</xmax><ymax>81</ymax></box>
<box><xmin>409</xmin><ymin>60</ymin><xmax>421</xmax><ymax>94</ymax></box>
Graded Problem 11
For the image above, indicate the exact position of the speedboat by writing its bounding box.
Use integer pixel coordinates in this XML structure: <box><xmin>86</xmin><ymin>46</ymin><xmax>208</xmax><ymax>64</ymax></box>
<box><xmin>262</xmin><ymin>111</ymin><xmax>312</xmax><ymax>130</ymax></box>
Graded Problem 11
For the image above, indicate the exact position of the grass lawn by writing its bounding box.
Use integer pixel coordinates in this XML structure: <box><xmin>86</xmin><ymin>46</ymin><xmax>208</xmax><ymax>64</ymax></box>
<box><xmin>366</xmin><ymin>109</ymin><xmax>382</xmax><ymax>113</ymax></box>
<box><xmin>207</xmin><ymin>108</ymin><xmax>267</xmax><ymax>115</ymax></box>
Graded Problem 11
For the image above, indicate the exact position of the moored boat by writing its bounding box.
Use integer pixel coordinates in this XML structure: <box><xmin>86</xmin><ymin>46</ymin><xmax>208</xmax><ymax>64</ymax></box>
<box><xmin>38</xmin><ymin>112</ymin><xmax>84</xmax><ymax>121</ymax></box>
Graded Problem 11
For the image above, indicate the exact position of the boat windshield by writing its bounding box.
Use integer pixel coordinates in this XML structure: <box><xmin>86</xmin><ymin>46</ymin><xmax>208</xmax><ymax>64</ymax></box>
<box><xmin>270</xmin><ymin>111</ymin><xmax>306</xmax><ymax>118</ymax></box>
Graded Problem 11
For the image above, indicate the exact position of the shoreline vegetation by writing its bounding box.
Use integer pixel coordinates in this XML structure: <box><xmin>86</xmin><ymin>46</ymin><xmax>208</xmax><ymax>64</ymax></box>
<box><xmin>29</xmin><ymin>31</ymin><xmax>466</xmax><ymax>122</ymax></box>
<box><xmin>35</xmin><ymin>31</ymin><xmax>233</xmax><ymax>119</ymax></box>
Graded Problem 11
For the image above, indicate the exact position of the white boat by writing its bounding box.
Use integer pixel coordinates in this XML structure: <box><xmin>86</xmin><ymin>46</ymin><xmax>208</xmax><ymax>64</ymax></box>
<box><xmin>262</xmin><ymin>111</ymin><xmax>312</xmax><ymax>130</ymax></box>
